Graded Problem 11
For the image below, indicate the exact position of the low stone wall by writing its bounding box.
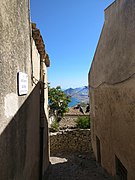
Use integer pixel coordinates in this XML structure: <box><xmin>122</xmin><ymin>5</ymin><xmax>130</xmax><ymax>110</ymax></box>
<box><xmin>50</xmin><ymin>129</ymin><xmax>91</xmax><ymax>155</ymax></box>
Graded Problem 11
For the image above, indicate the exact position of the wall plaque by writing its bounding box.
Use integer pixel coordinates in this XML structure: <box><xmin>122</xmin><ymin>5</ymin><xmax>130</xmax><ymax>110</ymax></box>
<box><xmin>17</xmin><ymin>72</ymin><xmax>28</xmax><ymax>95</ymax></box>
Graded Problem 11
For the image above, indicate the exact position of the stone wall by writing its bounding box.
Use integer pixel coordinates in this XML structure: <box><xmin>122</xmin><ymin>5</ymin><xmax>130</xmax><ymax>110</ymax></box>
<box><xmin>50</xmin><ymin>129</ymin><xmax>91</xmax><ymax>155</ymax></box>
<box><xmin>0</xmin><ymin>1</ymin><xmax>49</xmax><ymax>179</ymax></box>
<box><xmin>89</xmin><ymin>0</ymin><xmax>135</xmax><ymax>179</ymax></box>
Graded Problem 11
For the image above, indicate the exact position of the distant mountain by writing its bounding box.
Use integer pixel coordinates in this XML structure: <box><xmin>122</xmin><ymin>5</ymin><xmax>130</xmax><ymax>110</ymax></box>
<box><xmin>64</xmin><ymin>88</ymin><xmax>75</xmax><ymax>95</ymax></box>
<box><xmin>64</xmin><ymin>86</ymin><xmax>89</xmax><ymax>103</ymax></box>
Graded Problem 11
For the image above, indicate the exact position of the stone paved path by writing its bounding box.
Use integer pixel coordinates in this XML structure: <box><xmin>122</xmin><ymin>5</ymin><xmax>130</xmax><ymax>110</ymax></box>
<box><xmin>44</xmin><ymin>152</ymin><xmax>113</xmax><ymax>180</ymax></box>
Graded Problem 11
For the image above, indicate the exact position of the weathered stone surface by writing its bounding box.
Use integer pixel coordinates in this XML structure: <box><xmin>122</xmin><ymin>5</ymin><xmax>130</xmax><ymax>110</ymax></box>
<box><xmin>89</xmin><ymin>0</ymin><xmax>135</xmax><ymax>179</ymax></box>
<box><xmin>50</xmin><ymin>129</ymin><xmax>91</xmax><ymax>155</ymax></box>
<box><xmin>89</xmin><ymin>0</ymin><xmax>135</xmax><ymax>88</ymax></box>
<box><xmin>0</xmin><ymin>1</ymin><xmax>49</xmax><ymax>179</ymax></box>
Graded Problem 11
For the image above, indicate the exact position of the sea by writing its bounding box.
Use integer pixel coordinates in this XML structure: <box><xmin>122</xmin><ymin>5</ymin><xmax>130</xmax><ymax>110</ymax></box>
<box><xmin>68</xmin><ymin>97</ymin><xmax>80</xmax><ymax>107</ymax></box>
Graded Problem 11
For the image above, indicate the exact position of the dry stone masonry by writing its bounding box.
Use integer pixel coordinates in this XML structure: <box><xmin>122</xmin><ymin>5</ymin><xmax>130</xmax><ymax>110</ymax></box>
<box><xmin>50</xmin><ymin>129</ymin><xmax>91</xmax><ymax>155</ymax></box>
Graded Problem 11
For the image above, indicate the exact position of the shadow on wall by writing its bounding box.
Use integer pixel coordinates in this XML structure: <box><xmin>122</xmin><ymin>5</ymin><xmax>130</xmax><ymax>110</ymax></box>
<box><xmin>0</xmin><ymin>82</ymin><xmax>49</xmax><ymax>180</ymax></box>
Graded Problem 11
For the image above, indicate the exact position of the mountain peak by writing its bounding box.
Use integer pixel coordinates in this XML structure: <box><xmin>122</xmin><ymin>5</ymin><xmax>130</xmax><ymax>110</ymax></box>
<box><xmin>64</xmin><ymin>86</ymin><xmax>89</xmax><ymax>103</ymax></box>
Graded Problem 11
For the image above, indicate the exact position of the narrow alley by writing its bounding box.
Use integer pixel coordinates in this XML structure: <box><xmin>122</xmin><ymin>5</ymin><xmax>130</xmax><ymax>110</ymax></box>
<box><xmin>1</xmin><ymin>0</ymin><xmax>135</xmax><ymax>179</ymax></box>
<box><xmin>44</xmin><ymin>152</ymin><xmax>112</xmax><ymax>180</ymax></box>
<box><xmin>45</xmin><ymin>108</ymin><xmax>113</xmax><ymax>180</ymax></box>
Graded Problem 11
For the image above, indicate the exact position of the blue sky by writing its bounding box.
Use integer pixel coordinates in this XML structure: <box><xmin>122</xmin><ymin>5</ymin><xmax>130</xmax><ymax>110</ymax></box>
<box><xmin>30</xmin><ymin>0</ymin><xmax>114</xmax><ymax>89</ymax></box>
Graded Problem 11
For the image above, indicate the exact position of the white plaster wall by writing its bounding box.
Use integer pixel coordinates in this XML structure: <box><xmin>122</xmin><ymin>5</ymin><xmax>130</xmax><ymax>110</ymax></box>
<box><xmin>32</xmin><ymin>39</ymin><xmax>40</xmax><ymax>82</ymax></box>
<box><xmin>43</xmin><ymin>64</ymin><xmax>49</xmax><ymax>119</ymax></box>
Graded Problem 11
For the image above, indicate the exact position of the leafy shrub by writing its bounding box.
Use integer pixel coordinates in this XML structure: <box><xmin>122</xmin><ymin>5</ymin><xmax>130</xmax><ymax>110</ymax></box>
<box><xmin>75</xmin><ymin>116</ymin><xmax>90</xmax><ymax>129</ymax></box>
<box><xmin>48</xmin><ymin>86</ymin><xmax>71</xmax><ymax>122</ymax></box>
<box><xmin>50</xmin><ymin>120</ymin><xmax>59</xmax><ymax>132</ymax></box>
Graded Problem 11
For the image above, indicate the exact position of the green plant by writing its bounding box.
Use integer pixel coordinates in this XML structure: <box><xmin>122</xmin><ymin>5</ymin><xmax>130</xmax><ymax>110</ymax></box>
<box><xmin>50</xmin><ymin>120</ymin><xmax>59</xmax><ymax>132</ymax></box>
<box><xmin>48</xmin><ymin>86</ymin><xmax>71</xmax><ymax>122</ymax></box>
<box><xmin>75</xmin><ymin>116</ymin><xmax>90</xmax><ymax>129</ymax></box>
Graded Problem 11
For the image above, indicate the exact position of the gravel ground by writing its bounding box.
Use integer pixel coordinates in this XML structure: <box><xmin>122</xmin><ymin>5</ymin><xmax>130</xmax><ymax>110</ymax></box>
<box><xmin>44</xmin><ymin>152</ymin><xmax>113</xmax><ymax>180</ymax></box>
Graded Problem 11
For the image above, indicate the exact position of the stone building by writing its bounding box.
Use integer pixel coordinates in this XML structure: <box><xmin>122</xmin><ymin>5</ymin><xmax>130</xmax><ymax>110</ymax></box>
<box><xmin>89</xmin><ymin>0</ymin><xmax>135</xmax><ymax>179</ymax></box>
<box><xmin>0</xmin><ymin>1</ymin><xmax>50</xmax><ymax>180</ymax></box>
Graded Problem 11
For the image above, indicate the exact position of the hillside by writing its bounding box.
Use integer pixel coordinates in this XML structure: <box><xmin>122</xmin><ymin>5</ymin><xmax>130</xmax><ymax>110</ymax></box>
<box><xmin>64</xmin><ymin>86</ymin><xmax>89</xmax><ymax>103</ymax></box>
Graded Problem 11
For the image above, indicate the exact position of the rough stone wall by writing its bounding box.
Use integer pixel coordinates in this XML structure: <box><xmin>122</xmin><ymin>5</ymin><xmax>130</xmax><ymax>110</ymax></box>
<box><xmin>50</xmin><ymin>129</ymin><xmax>91</xmax><ymax>155</ymax></box>
<box><xmin>0</xmin><ymin>1</ymin><xmax>49</xmax><ymax>179</ymax></box>
<box><xmin>0</xmin><ymin>0</ymin><xmax>31</xmax><ymax>122</ymax></box>
<box><xmin>89</xmin><ymin>0</ymin><xmax>135</xmax><ymax>179</ymax></box>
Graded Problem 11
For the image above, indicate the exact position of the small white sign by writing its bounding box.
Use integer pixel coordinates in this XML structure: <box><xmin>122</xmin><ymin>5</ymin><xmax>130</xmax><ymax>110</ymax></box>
<box><xmin>18</xmin><ymin>72</ymin><xmax>28</xmax><ymax>95</ymax></box>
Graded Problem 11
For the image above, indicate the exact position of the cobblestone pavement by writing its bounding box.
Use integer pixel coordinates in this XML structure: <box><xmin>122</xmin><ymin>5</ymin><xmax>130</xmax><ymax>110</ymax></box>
<box><xmin>44</xmin><ymin>152</ymin><xmax>113</xmax><ymax>180</ymax></box>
